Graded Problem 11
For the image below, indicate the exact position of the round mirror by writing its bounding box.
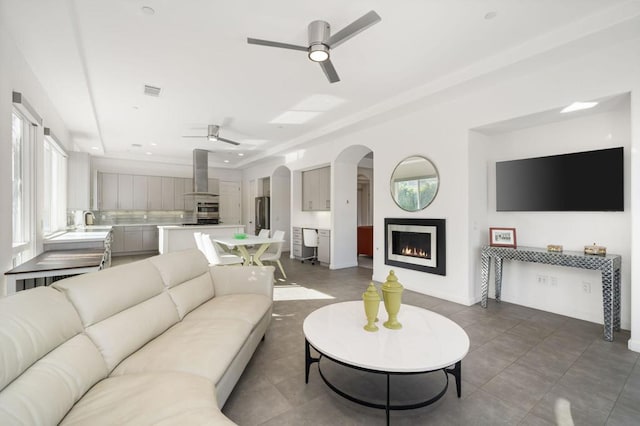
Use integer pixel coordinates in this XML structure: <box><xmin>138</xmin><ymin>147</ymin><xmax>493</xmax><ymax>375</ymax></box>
<box><xmin>390</xmin><ymin>155</ymin><xmax>439</xmax><ymax>211</ymax></box>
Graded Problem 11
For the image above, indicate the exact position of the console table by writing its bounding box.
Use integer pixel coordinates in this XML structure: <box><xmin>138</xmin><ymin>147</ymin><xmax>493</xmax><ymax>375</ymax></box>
<box><xmin>480</xmin><ymin>245</ymin><xmax>621</xmax><ymax>342</ymax></box>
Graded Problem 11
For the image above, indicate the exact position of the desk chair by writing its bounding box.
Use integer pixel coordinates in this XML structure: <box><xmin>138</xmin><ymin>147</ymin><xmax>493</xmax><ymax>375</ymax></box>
<box><xmin>301</xmin><ymin>228</ymin><xmax>319</xmax><ymax>265</ymax></box>
<box><xmin>259</xmin><ymin>230</ymin><xmax>287</xmax><ymax>278</ymax></box>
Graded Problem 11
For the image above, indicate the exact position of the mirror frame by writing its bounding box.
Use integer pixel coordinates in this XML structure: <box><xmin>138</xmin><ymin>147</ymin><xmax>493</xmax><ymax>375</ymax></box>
<box><xmin>390</xmin><ymin>155</ymin><xmax>440</xmax><ymax>212</ymax></box>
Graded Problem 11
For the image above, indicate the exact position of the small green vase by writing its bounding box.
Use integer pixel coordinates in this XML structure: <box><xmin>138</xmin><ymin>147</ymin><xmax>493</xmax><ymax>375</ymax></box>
<box><xmin>362</xmin><ymin>282</ymin><xmax>380</xmax><ymax>332</ymax></box>
<box><xmin>381</xmin><ymin>270</ymin><xmax>403</xmax><ymax>330</ymax></box>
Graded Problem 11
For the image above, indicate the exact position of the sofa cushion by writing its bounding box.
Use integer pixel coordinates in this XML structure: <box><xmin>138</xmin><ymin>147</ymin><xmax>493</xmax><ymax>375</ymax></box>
<box><xmin>112</xmin><ymin>318</ymin><xmax>252</xmax><ymax>385</ymax></box>
<box><xmin>149</xmin><ymin>249</ymin><xmax>215</xmax><ymax>319</ymax></box>
<box><xmin>0</xmin><ymin>334</ymin><xmax>108</xmax><ymax>425</ymax></box>
<box><xmin>85</xmin><ymin>293</ymin><xmax>179</xmax><ymax>371</ymax></box>
<box><xmin>0</xmin><ymin>287</ymin><xmax>84</xmax><ymax>390</ymax></box>
<box><xmin>60</xmin><ymin>372</ymin><xmax>235</xmax><ymax>425</ymax></box>
<box><xmin>54</xmin><ymin>259</ymin><xmax>166</xmax><ymax>327</ymax></box>
<box><xmin>184</xmin><ymin>294</ymin><xmax>272</xmax><ymax>328</ymax></box>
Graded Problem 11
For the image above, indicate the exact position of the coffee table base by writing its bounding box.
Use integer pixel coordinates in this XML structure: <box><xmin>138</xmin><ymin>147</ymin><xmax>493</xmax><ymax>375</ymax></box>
<box><xmin>305</xmin><ymin>339</ymin><xmax>462</xmax><ymax>425</ymax></box>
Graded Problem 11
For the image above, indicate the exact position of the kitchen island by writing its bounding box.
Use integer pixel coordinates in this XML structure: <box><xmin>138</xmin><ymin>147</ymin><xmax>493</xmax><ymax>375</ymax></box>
<box><xmin>157</xmin><ymin>224</ymin><xmax>245</xmax><ymax>254</ymax></box>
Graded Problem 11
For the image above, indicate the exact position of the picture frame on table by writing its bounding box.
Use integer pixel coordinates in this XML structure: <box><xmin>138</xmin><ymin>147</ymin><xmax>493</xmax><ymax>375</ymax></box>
<box><xmin>489</xmin><ymin>227</ymin><xmax>517</xmax><ymax>248</ymax></box>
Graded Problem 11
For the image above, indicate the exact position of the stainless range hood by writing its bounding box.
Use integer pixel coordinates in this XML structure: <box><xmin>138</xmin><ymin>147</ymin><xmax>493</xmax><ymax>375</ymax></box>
<box><xmin>185</xmin><ymin>149</ymin><xmax>218</xmax><ymax>197</ymax></box>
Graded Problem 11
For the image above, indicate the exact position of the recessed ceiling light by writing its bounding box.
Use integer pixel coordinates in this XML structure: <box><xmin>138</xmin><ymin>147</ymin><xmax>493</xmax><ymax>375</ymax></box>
<box><xmin>484</xmin><ymin>11</ymin><xmax>497</xmax><ymax>20</ymax></box>
<box><xmin>150</xmin><ymin>142</ymin><xmax>157</xmax><ymax>146</ymax></box>
<box><xmin>91</xmin><ymin>146</ymin><xmax>99</xmax><ymax>150</ymax></box>
<box><xmin>238</xmin><ymin>153</ymin><xmax>244</xmax><ymax>157</ymax></box>
<box><xmin>224</xmin><ymin>160</ymin><xmax>230</xmax><ymax>163</ymax></box>
<box><xmin>560</xmin><ymin>101</ymin><xmax>598</xmax><ymax>113</ymax></box>
<box><xmin>145</xmin><ymin>152</ymin><xmax>152</xmax><ymax>155</ymax></box>
<box><xmin>141</xmin><ymin>6</ymin><xmax>155</xmax><ymax>15</ymax></box>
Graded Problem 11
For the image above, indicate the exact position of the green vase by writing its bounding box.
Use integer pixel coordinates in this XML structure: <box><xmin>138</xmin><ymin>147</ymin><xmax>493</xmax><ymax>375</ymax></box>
<box><xmin>381</xmin><ymin>270</ymin><xmax>403</xmax><ymax>330</ymax></box>
<box><xmin>362</xmin><ymin>282</ymin><xmax>380</xmax><ymax>332</ymax></box>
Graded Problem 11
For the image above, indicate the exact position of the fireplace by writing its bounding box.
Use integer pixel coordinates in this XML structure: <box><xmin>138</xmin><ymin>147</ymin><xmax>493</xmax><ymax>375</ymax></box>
<box><xmin>384</xmin><ymin>218</ymin><xmax>446</xmax><ymax>275</ymax></box>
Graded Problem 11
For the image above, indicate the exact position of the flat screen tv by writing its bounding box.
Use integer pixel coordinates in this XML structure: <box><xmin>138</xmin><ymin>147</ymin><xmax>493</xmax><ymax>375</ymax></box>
<box><xmin>496</xmin><ymin>147</ymin><xmax>623</xmax><ymax>212</ymax></box>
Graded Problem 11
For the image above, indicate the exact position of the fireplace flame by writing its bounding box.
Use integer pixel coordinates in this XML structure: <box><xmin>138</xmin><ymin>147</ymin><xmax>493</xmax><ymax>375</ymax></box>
<box><xmin>401</xmin><ymin>246</ymin><xmax>429</xmax><ymax>259</ymax></box>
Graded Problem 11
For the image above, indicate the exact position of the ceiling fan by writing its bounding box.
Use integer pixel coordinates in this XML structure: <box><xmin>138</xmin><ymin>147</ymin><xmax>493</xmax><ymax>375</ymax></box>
<box><xmin>247</xmin><ymin>10</ymin><xmax>381</xmax><ymax>83</ymax></box>
<box><xmin>182</xmin><ymin>125</ymin><xmax>240</xmax><ymax>146</ymax></box>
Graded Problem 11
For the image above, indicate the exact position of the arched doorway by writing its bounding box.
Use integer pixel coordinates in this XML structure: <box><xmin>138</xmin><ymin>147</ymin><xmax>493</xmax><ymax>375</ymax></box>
<box><xmin>332</xmin><ymin>145</ymin><xmax>373</xmax><ymax>269</ymax></box>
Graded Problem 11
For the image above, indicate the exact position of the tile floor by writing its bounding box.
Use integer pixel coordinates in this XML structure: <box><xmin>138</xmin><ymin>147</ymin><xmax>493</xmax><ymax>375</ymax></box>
<box><xmin>116</xmin><ymin>253</ymin><xmax>639</xmax><ymax>425</ymax></box>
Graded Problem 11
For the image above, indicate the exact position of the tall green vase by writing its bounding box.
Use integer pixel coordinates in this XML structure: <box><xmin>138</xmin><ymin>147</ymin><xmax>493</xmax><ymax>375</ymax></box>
<box><xmin>362</xmin><ymin>282</ymin><xmax>380</xmax><ymax>332</ymax></box>
<box><xmin>381</xmin><ymin>270</ymin><xmax>403</xmax><ymax>329</ymax></box>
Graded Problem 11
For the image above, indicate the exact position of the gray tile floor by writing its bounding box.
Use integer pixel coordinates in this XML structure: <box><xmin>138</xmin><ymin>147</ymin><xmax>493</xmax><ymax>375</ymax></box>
<box><xmin>221</xmin><ymin>257</ymin><xmax>639</xmax><ymax>426</ymax></box>
<box><xmin>115</xmin><ymin>253</ymin><xmax>639</xmax><ymax>425</ymax></box>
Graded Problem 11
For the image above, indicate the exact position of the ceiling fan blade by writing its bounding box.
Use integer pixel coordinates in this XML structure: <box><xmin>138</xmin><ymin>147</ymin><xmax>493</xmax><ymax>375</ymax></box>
<box><xmin>319</xmin><ymin>59</ymin><xmax>340</xmax><ymax>83</ymax></box>
<box><xmin>247</xmin><ymin>37</ymin><xmax>307</xmax><ymax>52</ymax></box>
<box><xmin>328</xmin><ymin>10</ymin><xmax>381</xmax><ymax>48</ymax></box>
<box><xmin>217</xmin><ymin>137</ymin><xmax>241</xmax><ymax>146</ymax></box>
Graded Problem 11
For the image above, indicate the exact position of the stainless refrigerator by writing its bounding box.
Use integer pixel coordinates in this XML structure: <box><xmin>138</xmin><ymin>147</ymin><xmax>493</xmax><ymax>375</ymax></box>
<box><xmin>255</xmin><ymin>196</ymin><xmax>270</xmax><ymax>235</ymax></box>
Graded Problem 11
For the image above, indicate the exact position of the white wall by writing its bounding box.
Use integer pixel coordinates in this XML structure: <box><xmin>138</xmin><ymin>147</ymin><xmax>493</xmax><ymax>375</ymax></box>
<box><xmin>477</xmin><ymin>105</ymin><xmax>631</xmax><ymax>327</ymax></box>
<box><xmin>242</xmin><ymin>29</ymin><xmax>640</xmax><ymax>350</ymax></box>
<box><xmin>0</xmin><ymin>23</ymin><xmax>72</xmax><ymax>295</ymax></box>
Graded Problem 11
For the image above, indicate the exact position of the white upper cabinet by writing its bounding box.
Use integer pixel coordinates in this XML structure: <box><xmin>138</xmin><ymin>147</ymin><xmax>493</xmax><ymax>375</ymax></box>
<box><xmin>302</xmin><ymin>166</ymin><xmax>331</xmax><ymax>211</ymax></box>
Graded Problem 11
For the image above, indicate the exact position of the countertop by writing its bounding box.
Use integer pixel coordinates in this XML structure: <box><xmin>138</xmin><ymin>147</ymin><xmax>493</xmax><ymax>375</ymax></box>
<box><xmin>6</xmin><ymin>249</ymin><xmax>106</xmax><ymax>275</ymax></box>
<box><xmin>157</xmin><ymin>224</ymin><xmax>244</xmax><ymax>230</ymax></box>
<box><xmin>45</xmin><ymin>228</ymin><xmax>112</xmax><ymax>243</ymax></box>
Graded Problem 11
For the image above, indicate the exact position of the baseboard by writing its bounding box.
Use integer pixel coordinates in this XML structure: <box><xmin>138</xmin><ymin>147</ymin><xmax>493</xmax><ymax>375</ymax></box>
<box><xmin>329</xmin><ymin>261</ymin><xmax>358</xmax><ymax>270</ymax></box>
<box><xmin>628</xmin><ymin>339</ymin><xmax>640</xmax><ymax>353</ymax></box>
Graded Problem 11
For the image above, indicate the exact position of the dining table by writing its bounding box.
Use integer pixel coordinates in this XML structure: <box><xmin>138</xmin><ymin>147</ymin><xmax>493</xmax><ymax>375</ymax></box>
<box><xmin>211</xmin><ymin>236</ymin><xmax>283</xmax><ymax>266</ymax></box>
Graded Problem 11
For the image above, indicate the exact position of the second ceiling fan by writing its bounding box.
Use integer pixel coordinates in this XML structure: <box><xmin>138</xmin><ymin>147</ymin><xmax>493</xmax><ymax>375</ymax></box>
<box><xmin>247</xmin><ymin>10</ymin><xmax>381</xmax><ymax>83</ymax></box>
<box><xmin>182</xmin><ymin>125</ymin><xmax>240</xmax><ymax>146</ymax></box>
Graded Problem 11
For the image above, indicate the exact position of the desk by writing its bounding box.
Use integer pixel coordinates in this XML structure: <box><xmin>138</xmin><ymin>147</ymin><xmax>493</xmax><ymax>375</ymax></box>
<box><xmin>212</xmin><ymin>236</ymin><xmax>283</xmax><ymax>266</ymax></box>
<box><xmin>4</xmin><ymin>249</ymin><xmax>106</xmax><ymax>295</ymax></box>
<box><xmin>480</xmin><ymin>245</ymin><xmax>622</xmax><ymax>341</ymax></box>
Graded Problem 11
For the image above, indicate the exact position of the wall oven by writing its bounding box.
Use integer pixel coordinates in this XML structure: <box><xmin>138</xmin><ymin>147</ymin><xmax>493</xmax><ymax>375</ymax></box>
<box><xmin>196</xmin><ymin>202</ymin><xmax>219</xmax><ymax>224</ymax></box>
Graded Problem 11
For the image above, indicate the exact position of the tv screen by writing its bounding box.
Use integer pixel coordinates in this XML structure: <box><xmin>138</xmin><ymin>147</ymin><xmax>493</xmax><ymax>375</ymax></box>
<box><xmin>496</xmin><ymin>147</ymin><xmax>623</xmax><ymax>212</ymax></box>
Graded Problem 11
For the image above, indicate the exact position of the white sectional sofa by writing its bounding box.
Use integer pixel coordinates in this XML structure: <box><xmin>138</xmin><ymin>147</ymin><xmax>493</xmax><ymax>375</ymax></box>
<box><xmin>0</xmin><ymin>249</ymin><xmax>274</xmax><ymax>425</ymax></box>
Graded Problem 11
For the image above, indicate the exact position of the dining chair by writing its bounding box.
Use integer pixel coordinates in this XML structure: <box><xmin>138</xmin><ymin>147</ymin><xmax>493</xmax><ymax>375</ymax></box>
<box><xmin>246</xmin><ymin>228</ymin><xmax>271</xmax><ymax>262</ymax></box>
<box><xmin>201</xmin><ymin>233</ymin><xmax>244</xmax><ymax>266</ymax></box>
<box><xmin>258</xmin><ymin>230</ymin><xmax>287</xmax><ymax>278</ymax></box>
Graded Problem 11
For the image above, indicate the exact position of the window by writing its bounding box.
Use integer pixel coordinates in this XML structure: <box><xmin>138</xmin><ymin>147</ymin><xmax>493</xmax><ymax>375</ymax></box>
<box><xmin>43</xmin><ymin>135</ymin><xmax>67</xmax><ymax>235</ymax></box>
<box><xmin>11</xmin><ymin>109</ymin><xmax>35</xmax><ymax>265</ymax></box>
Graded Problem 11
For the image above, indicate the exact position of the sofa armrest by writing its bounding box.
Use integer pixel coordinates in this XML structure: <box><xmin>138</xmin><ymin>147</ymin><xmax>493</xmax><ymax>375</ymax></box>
<box><xmin>209</xmin><ymin>266</ymin><xmax>274</xmax><ymax>299</ymax></box>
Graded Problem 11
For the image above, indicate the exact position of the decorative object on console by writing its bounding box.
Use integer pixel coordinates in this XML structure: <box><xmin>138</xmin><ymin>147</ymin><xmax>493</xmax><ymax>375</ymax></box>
<box><xmin>584</xmin><ymin>243</ymin><xmax>607</xmax><ymax>256</ymax></box>
<box><xmin>234</xmin><ymin>233</ymin><xmax>247</xmax><ymax>239</ymax></box>
<box><xmin>381</xmin><ymin>270</ymin><xmax>403</xmax><ymax>330</ymax></box>
<box><xmin>390</xmin><ymin>155</ymin><xmax>439</xmax><ymax>212</ymax></box>
<box><xmin>489</xmin><ymin>227</ymin><xmax>517</xmax><ymax>248</ymax></box>
<box><xmin>547</xmin><ymin>244</ymin><xmax>563</xmax><ymax>253</ymax></box>
<box><xmin>362</xmin><ymin>282</ymin><xmax>380</xmax><ymax>332</ymax></box>
<box><xmin>384</xmin><ymin>218</ymin><xmax>446</xmax><ymax>276</ymax></box>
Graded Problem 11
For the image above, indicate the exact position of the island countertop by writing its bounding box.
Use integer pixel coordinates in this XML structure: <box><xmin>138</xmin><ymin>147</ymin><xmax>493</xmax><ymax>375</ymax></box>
<box><xmin>157</xmin><ymin>224</ymin><xmax>244</xmax><ymax>230</ymax></box>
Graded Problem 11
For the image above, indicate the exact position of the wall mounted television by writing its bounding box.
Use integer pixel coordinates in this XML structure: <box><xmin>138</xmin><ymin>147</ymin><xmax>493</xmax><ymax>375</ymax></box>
<box><xmin>496</xmin><ymin>147</ymin><xmax>623</xmax><ymax>212</ymax></box>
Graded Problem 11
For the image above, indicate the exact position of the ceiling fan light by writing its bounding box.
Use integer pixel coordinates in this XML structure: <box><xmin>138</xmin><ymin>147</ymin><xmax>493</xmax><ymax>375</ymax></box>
<box><xmin>308</xmin><ymin>44</ymin><xmax>329</xmax><ymax>62</ymax></box>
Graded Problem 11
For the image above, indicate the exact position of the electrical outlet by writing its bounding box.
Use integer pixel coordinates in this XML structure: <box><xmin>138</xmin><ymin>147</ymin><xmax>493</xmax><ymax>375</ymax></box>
<box><xmin>582</xmin><ymin>282</ymin><xmax>591</xmax><ymax>293</ymax></box>
<box><xmin>537</xmin><ymin>275</ymin><xmax>548</xmax><ymax>285</ymax></box>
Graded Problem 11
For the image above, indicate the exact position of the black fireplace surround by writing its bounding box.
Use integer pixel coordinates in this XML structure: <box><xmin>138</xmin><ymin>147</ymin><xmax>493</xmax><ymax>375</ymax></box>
<box><xmin>384</xmin><ymin>218</ymin><xmax>446</xmax><ymax>276</ymax></box>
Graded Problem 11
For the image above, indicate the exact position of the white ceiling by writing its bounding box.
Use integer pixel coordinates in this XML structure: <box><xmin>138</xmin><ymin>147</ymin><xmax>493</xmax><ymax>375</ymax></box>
<box><xmin>2</xmin><ymin>0</ymin><xmax>637</xmax><ymax>168</ymax></box>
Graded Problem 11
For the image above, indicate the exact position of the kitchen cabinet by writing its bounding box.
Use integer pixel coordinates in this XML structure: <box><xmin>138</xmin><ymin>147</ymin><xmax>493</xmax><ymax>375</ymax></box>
<box><xmin>173</xmin><ymin>177</ymin><xmax>185</xmax><ymax>211</ymax></box>
<box><xmin>147</xmin><ymin>176</ymin><xmax>162</xmax><ymax>210</ymax></box>
<box><xmin>183</xmin><ymin>178</ymin><xmax>194</xmax><ymax>211</ymax></box>
<box><xmin>302</xmin><ymin>166</ymin><xmax>330</xmax><ymax>211</ymax></box>
<box><xmin>98</xmin><ymin>173</ymin><xmax>119</xmax><ymax>210</ymax></box>
<box><xmin>132</xmin><ymin>175</ymin><xmax>148</xmax><ymax>210</ymax></box>
<box><xmin>68</xmin><ymin>151</ymin><xmax>91</xmax><ymax>210</ymax></box>
<box><xmin>112</xmin><ymin>225</ymin><xmax>158</xmax><ymax>255</ymax></box>
<box><xmin>318</xmin><ymin>229</ymin><xmax>331</xmax><ymax>264</ymax></box>
<box><xmin>208</xmin><ymin>178</ymin><xmax>220</xmax><ymax>195</ymax></box>
<box><xmin>161</xmin><ymin>177</ymin><xmax>175</xmax><ymax>210</ymax></box>
<box><xmin>117</xmin><ymin>174</ymin><xmax>134</xmax><ymax>210</ymax></box>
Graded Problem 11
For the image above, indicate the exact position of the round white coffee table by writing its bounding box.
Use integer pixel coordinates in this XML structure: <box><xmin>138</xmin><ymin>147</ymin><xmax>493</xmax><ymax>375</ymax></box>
<box><xmin>303</xmin><ymin>301</ymin><xmax>469</xmax><ymax>425</ymax></box>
